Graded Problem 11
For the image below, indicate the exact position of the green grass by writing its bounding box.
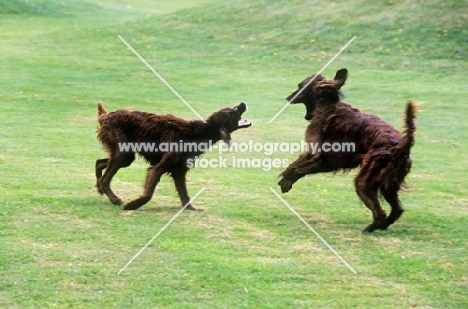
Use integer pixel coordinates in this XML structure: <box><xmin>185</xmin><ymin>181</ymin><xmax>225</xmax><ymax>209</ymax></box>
<box><xmin>1</xmin><ymin>0</ymin><xmax>467</xmax><ymax>308</ymax></box>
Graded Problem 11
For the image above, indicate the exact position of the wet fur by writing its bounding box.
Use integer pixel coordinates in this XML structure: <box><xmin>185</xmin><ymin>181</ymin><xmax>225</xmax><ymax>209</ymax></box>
<box><xmin>279</xmin><ymin>69</ymin><xmax>417</xmax><ymax>232</ymax></box>
<box><xmin>95</xmin><ymin>102</ymin><xmax>251</xmax><ymax>211</ymax></box>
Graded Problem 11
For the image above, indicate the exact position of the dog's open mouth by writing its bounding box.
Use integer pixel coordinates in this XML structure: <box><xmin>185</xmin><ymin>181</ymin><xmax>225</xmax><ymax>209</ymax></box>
<box><xmin>235</xmin><ymin>101</ymin><xmax>252</xmax><ymax>129</ymax></box>
<box><xmin>238</xmin><ymin>119</ymin><xmax>252</xmax><ymax>128</ymax></box>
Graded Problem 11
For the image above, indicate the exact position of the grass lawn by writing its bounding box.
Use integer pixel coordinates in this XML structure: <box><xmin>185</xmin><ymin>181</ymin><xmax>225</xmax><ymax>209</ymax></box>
<box><xmin>1</xmin><ymin>0</ymin><xmax>467</xmax><ymax>308</ymax></box>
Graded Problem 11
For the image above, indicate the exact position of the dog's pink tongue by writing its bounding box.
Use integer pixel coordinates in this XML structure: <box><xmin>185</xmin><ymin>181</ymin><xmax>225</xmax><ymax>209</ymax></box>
<box><xmin>238</xmin><ymin>120</ymin><xmax>252</xmax><ymax>127</ymax></box>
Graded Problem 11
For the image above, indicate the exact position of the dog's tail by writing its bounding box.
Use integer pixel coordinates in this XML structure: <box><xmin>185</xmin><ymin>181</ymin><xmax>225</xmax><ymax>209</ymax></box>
<box><xmin>398</xmin><ymin>100</ymin><xmax>418</xmax><ymax>156</ymax></box>
<box><xmin>97</xmin><ymin>101</ymin><xmax>107</xmax><ymax>125</ymax></box>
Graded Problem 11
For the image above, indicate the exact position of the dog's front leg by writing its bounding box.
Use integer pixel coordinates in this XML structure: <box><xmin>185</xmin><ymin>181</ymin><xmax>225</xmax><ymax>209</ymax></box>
<box><xmin>278</xmin><ymin>152</ymin><xmax>323</xmax><ymax>193</ymax></box>
<box><xmin>171</xmin><ymin>169</ymin><xmax>197</xmax><ymax>210</ymax></box>
<box><xmin>123</xmin><ymin>165</ymin><xmax>164</xmax><ymax>210</ymax></box>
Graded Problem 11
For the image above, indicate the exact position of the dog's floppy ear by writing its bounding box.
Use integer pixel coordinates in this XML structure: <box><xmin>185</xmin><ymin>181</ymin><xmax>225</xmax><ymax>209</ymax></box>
<box><xmin>219</xmin><ymin>127</ymin><xmax>232</xmax><ymax>147</ymax></box>
<box><xmin>333</xmin><ymin>68</ymin><xmax>348</xmax><ymax>89</ymax></box>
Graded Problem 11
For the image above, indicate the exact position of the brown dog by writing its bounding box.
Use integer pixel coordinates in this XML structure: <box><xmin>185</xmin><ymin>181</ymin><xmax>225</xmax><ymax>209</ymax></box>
<box><xmin>278</xmin><ymin>69</ymin><xmax>417</xmax><ymax>232</ymax></box>
<box><xmin>96</xmin><ymin>102</ymin><xmax>251</xmax><ymax>210</ymax></box>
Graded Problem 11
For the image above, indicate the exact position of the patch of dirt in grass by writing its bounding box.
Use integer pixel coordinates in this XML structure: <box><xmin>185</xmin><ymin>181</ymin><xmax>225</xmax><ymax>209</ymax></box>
<box><xmin>289</xmin><ymin>242</ymin><xmax>324</xmax><ymax>253</ymax></box>
<box><xmin>197</xmin><ymin>215</ymin><xmax>236</xmax><ymax>242</ymax></box>
<box><xmin>454</xmin><ymin>198</ymin><xmax>468</xmax><ymax>214</ymax></box>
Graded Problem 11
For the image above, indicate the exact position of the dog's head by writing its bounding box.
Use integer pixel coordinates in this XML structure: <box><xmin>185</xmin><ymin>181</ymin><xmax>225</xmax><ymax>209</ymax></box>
<box><xmin>207</xmin><ymin>102</ymin><xmax>252</xmax><ymax>146</ymax></box>
<box><xmin>287</xmin><ymin>68</ymin><xmax>348</xmax><ymax>120</ymax></box>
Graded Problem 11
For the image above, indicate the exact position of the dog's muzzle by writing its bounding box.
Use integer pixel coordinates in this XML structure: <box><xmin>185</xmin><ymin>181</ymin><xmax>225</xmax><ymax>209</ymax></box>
<box><xmin>235</xmin><ymin>101</ymin><xmax>252</xmax><ymax>128</ymax></box>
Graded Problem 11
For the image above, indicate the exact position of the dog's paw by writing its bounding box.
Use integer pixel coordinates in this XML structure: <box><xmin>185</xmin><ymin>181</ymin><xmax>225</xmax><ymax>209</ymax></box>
<box><xmin>278</xmin><ymin>179</ymin><xmax>293</xmax><ymax>193</ymax></box>
<box><xmin>362</xmin><ymin>224</ymin><xmax>377</xmax><ymax>233</ymax></box>
<box><xmin>184</xmin><ymin>204</ymin><xmax>198</xmax><ymax>211</ymax></box>
<box><xmin>110</xmin><ymin>197</ymin><xmax>123</xmax><ymax>206</ymax></box>
<box><xmin>123</xmin><ymin>203</ymin><xmax>137</xmax><ymax>210</ymax></box>
<box><xmin>96</xmin><ymin>180</ymin><xmax>104</xmax><ymax>195</ymax></box>
<box><xmin>96</xmin><ymin>183</ymin><xmax>104</xmax><ymax>195</ymax></box>
<box><xmin>184</xmin><ymin>204</ymin><xmax>204</xmax><ymax>211</ymax></box>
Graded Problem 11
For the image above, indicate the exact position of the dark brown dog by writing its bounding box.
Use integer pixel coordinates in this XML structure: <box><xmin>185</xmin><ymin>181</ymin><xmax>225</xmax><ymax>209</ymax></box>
<box><xmin>278</xmin><ymin>69</ymin><xmax>417</xmax><ymax>232</ymax></box>
<box><xmin>96</xmin><ymin>102</ymin><xmax>251</xmax><ymax>210</ymax></box>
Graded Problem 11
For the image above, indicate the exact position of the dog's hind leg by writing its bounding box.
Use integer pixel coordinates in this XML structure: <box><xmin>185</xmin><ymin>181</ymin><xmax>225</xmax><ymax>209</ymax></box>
<box><xmin>355</xmin><ymin>185</ymin><xmax>386</xmax><ymax>233</ymax></box>
<box><xmin>354</xmin><ymin>164</ymin><xmax>387</xmax><ymax>232</ymax></box>
<box><xmin>170</xmin><ymin>169</ymin><xmax>197</xmax><ymax>210</ymax></box>
<box><xmin>95</xmin><ymin>158</ymin><xmax>109</xmax><ymax>194</ymax></box>
<box><xmin>380</xmin><ymin>189</ymin><xmax>404</xmax><ymax>230</ymax></box>
<box><xmin>99</xmin><ymin>152</ymin><xmax>135</xmax><ymax>205</ymax></box>
<box><xmin>379</xmin><ymin>158</ymin><xmax>410</xmax><ymax>230</ymax></box>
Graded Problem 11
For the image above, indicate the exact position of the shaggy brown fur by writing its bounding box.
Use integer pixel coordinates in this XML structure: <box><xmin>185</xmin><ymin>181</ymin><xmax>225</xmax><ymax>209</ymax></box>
<box><xmin>96</xmin><ymin>102</ymin><xmax>251</xmax><ymax>210</ymax></box>
<box><xmin>278</xmin><ymin>68</ymin><xmax>417</xmax><ymax>232</ymax></box>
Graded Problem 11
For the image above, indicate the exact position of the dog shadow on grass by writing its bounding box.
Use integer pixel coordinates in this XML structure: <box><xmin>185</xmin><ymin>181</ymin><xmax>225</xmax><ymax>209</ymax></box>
<box><xmin>126</xmin><ymin>202</ymin><xmax>206</xmax><ymax>214</ymax></box>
